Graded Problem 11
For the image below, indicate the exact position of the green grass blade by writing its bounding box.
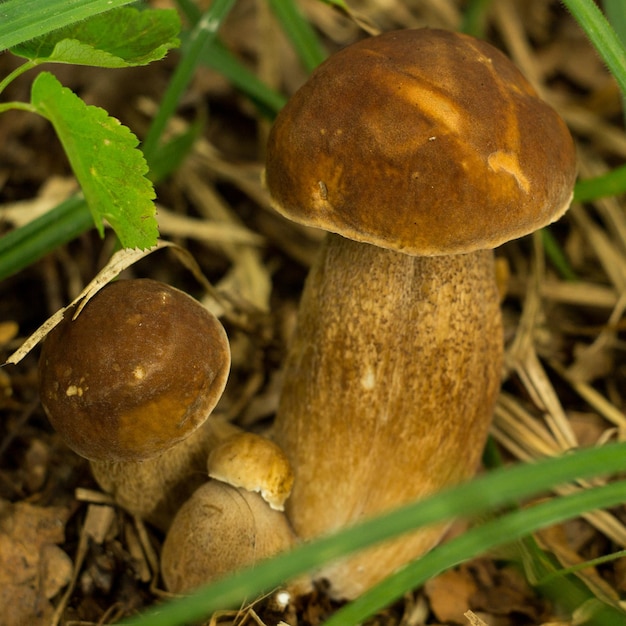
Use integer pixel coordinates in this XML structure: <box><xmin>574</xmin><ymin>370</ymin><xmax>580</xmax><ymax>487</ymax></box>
<box><xmin>603</xmin><ymin>0</ymin><xmax>626</xmax><ymax>46</ymax></box>
<box><xmin>561</xmin><ymin>0</ymin><xmax>626</xmax><ymax>95</ymax></box>
<box><xmin>0</xmin><ymin>196</ymin><xmax>93</xmax><ymax>281</ymax></box>
<box><xmin>175</xmin><ymin>1</ymin><xmax>286</xmax><ymax>118</ymax></box>
<box><xmin>203</xmin><ymin>39</ymin><xmax>287</xmax><ymax>118</ymax></box>
<box><xmin>118</xmin><ymin>442</ymin><xmax>626</xmax><ymax>626</ymax></box>
<box><xmin>542</xmin><ymin>228</ymin><xmax>578</xmax><ymax>281</ymax></box>
<box><xmin>326</xmin><ymin>479</ymin><xmax>626</xmax><ymax>626</ymax></box>
<box><xmin>574</xmin><ymin>165</ymin><xmax>626</xmax><ymax>201</ymax></box>
<box><xmin>460</xmin><ymin>0</ymin><xmax>494</xmax><ymax>38</ymax></box>
<box><xmin>0</xmin><ymin>0</ymin><xmax>137</xmax><ymax>51</ymax></box>
<box><xmin>267</xmin><ymin>0</ymin><xmax>326</xmax><ymax>72</ymax></box>
<box><xmin>141</xmin><ymin>0</ymin><xmax>236</xmax><ymax>166</ymax></box>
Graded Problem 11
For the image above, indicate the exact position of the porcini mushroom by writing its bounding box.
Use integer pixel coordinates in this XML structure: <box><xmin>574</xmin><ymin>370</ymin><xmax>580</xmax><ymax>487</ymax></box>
<box><xmin>160</xmin><ymin>481</ymin><xmax>296</xmax><ymax>594</ymax></box>
<box><xmin>207</xmin><ymin>429</ymin><xmax>294</xmax><ymax>511</ymax></box>
<box><xmin>264</xmin><ymin>28</ymin><xmax>577</xmax><ymax>598</ymax></box>
<box><xmin>39</xmin><ymin>278</ymin><xmax>230</xmax><ymax>462</ymax></box>
<box><xmin>161</xmin><ymin>421</ymin><xmax>299</xmax><ymax>593</ymax></box>
<box><xmin>38</xmin><ymin>279</ymin><xmax>231</xmax><ymax>528</ymax></box>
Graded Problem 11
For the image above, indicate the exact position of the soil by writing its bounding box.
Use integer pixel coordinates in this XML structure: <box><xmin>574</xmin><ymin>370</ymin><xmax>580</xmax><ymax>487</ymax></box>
<box><xmin>1</xmin><ymin>1</ymin><xmax>625</xmax><ymax>625</ymax></box>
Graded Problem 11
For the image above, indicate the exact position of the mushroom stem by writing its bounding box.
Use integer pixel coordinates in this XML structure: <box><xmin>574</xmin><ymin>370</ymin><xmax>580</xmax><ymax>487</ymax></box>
<box><xmin>273</xmin><ymin>233</ymin><xmax>503</xmax><ymax>599</ymax></box>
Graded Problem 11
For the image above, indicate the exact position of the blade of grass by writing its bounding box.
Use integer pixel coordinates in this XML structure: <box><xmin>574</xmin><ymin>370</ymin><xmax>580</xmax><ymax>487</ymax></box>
<box><xmin>118</xmin><ymin>442</ymin><xmax>626</xmax><ymax>626</ymax></box>
<box><xmin>175</xmin><ymin>0</ymin><xmax>286</xmax><ymax>118</ymax></box>
<box><xmin>141</xmin><ymin>0</ymin><xmax>236</xmax><ymax>166</ymax></box>
<box><xmin>574</xmin><ymin>165</ymin><xmax>626</xmax><ymax>202</ymax></box>
<box><xmin>542</xmin><ymin>228</ymin><xmax>578</xmax><ymax>281</ymax></box>
<box><xmin>0</xmin><ymin>0</ymin><xmax>137</xmax><ymax>51</ymax></box>
<box><xmin>0</xmin><ymin>196</ymin><xmax>94</xmax><ymax>281</ymax></box>
<box><xmin>561</xmin><ymin>0</ymin><xmax>626</xmax><ymax>95</ymax></box>
<box><xmin>203</xmin><ymin>39</ymin><xmax>287</xmax><ymax>118</ymax></box>
<box><xmin>460</xmin><ymin>0</ymin><xmax>494</xmax><ymax>38</ymax></box>
<box><xmin>326</xmin><ymin>479</ymin><xmax>626</xmax><ymax>626</ymax></box>
<box><xmin>602</xmin><ymin>0</ymin><xmax>626</xmax><ymax>125</ymax></box>
<box><xmin>267</xmin><ymin>0</ymin><xmax>326</xmax><ymax>72</ymax></box>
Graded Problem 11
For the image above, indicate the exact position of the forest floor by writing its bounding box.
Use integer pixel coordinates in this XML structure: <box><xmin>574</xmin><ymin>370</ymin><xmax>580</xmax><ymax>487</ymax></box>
<box><xmin>1</xmin><ymin>1</ymin><xmax>625</xmax><ymax>625</ymax></box>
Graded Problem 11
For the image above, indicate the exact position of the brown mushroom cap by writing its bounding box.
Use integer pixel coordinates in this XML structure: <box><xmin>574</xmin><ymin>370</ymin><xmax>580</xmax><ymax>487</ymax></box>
<box><xmin>265</xmin><ymin>28</ymin><xmax>577</xmax><ymax>256</ymax></box>
<box><xmin>160</xmin><ymin>481</ymin><xmax>296</xmax><ymax>594</ymax></box>
<box><xmin>207</xmin><ymin>431</ymin><xmax>295</xmax><ymax>511</ymax></box>
<box><xmin>38</xmin><ymin>279</ymin><xmax>230</xmax><ymax>462</ymax></box>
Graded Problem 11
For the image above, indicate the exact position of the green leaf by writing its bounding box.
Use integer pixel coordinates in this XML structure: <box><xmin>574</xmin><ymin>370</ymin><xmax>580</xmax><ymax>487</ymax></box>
<box><xmin>30</xmin><ymin>72</ymin><xmax>158</xmax><ymax>250</ymax></box>
<box><xmin>11</xmin><ymin>7</ymin><xmax>180</xmax><ymax>68</ymax></box>
<box><xmin>0</xmin><ymin>0</ymin><xmax>137</xmax><ymax>52</ymax></box>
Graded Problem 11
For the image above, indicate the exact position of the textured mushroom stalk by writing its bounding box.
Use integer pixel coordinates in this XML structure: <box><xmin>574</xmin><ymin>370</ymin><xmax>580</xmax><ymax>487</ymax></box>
<box><xmin>90</xmin><ymin>419</ymin><xmax>223</xmax><ymax>531</ymax></box>
<box><xmin>274</xmin><ymin>235</ymin><xmax>502</xmax><ymax>598</ymax></box>
<box><xmin>160</xmin><ymin>481</ymin><xmax>296</xmax><ymax>594</ymax></box>
<box><xmin>207</xmin><ymin>431</ymin><xmax>294</xmax><ymax>511</ymax></box>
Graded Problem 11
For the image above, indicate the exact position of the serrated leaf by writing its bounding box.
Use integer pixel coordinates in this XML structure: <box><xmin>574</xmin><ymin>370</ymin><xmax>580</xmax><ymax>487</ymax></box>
<box><xmin>11</xmin><ymin>7</ymin><xmax>180</xmax><ymax>67</ymax></box>
<box><xmin>30</xmin><ymin>71</ymin><xmax>158</xmax><ymax>249</ymax></box>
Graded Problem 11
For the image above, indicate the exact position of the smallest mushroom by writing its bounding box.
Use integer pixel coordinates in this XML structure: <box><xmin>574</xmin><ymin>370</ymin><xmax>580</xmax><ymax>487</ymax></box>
<box><xmin>161</xmin><ymin>430</ymin><xmax>298</xmax><ymax>594</ymax></box>
<box><xmin>207</xmin><ymin>428</ymin><xmax>294</xmax><ymax>511</ymax></box>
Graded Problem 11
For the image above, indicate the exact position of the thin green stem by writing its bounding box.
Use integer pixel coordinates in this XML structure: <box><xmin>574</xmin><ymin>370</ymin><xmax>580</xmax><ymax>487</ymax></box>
<box><xmin>0</xmin><ymin>59</ymin><xmax>38</xmax><ymax>95</ymax></box>
<box><xmin>141</xmin><ymin>0</ymin><xmax>236</xmax><ymax>166</ymax></box>
<box><xmin>541</xmin><ymin>228</ymin><xmax>578</xmax><ymax>281</ymax></box>
<box><xmin>538</xmin><ymin>549</ymin><xmax>626</xmax><ymax>586</ymax></box>
<box><xmin>0</xmin><ymin>101</ymin><xmax>38</xmax><ymax>115</ymax></box>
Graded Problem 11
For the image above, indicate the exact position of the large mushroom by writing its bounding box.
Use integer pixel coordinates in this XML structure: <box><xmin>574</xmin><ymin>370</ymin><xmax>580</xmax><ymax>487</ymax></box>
<box><xmin>264</xmin><ymin>28</ymin><xmax>577</xmax><ymax>599</ymax></box>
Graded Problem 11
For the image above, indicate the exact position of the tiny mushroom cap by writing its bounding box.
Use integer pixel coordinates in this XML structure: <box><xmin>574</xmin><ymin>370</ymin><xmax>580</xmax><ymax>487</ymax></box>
<box><xmin>265</xmin><ymin>28</ymin><xmax>577</xmax><ymax>255</ymax></box>
<box><xmin>207</xmin><ymin>431</ymin><xmax>294</xmax><ymax>511</ymax></box>
<box><xmin>38</xmin><ymin>279</ymin><xmax>231</xmax><ymax>462</ymax></box>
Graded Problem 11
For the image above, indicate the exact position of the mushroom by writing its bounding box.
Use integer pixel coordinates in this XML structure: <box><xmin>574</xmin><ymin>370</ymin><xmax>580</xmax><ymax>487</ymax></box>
<box><xmin>160</xmin><ymin>482</ymin><xmax>296</xmax><ymax>594</ymax></box>
<box><xmin>161</xmin><ymin>432</ymin><xmax>298</xmax><ymax>593</ymax></box>
<box><xmin>264</xmin><ymin>28</ymin><xmax>577</xmax><ymax>598</ymax></box>
<box><xmin>207</xmin><ymin>429</ymin><xmax>294</xmax><ymax>511</ymax></box>
<box><xmin>38</xmin><ymin>278</ymin><xmax>231</xmax><ymax>528</ymax></box>
<box><xmin>89</xmin><ymin>419</ymin><xmax>222</xmax><ymax>530</ymax></box>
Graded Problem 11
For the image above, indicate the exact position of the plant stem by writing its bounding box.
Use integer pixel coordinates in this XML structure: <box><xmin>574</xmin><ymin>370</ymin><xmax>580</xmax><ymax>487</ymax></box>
<box><xmin>0</xmin><ymin>59</ymin><xmax>38</xmax><ymax>95</ymax></box>
<box><xmin>0</xmin><ymin>101</ymin><xmax>37</xmax><ymax>115</ymax></box>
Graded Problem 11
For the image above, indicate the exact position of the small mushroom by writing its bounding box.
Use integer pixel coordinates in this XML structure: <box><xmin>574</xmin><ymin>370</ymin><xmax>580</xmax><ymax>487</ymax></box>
<box><xmin>38</xmin><ymin>279</ymin><xmax>231</xmax><ymax>528</ymax></box>
<box><xmin>264</xmin><ymin>28</ymin><xmax>577</xmax><ymax>598</ymax></box>
<box><xmin>161</xmin><ymin>424</ymin><xmax>301</xmax><ymax>593</ymax></box>
<box><xmin>38</xmin><ymin>278</ymin><xmax>230</xmax><ymax>462</ymax></box>
<box><xmin>160</xmin><ymin>481</ymin><xmax>296</xmax><ymax>594</ymax></box>
<box><xmin>207</xmin><ymin>430</ymin><xmax>294</xmax><ymax>511</ymax></box>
